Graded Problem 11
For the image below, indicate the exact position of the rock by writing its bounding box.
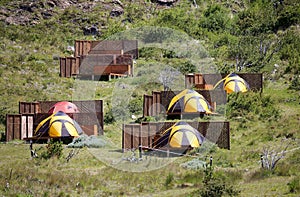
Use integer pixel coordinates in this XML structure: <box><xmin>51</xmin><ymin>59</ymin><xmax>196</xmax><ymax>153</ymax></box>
<box><xmin>110</xmin><ymin>7</ymin><xmax>124</xmax><ymax>17</ymax></box>
<box><xmin>112</xmin><ymin>0</ymin><xmax>124</xmax><ymax>8</ymax></box>
<box><xmin>83</xmin><ymin>25</ymin><xmax>101</xmax><ymax>36</ymax></box>
<box><xmin>42</xmin><ymin>11</ymin><xmax>53</xmax><ymax>19</ymax></box>
<box><xmin>153</xmin><ymin>0</ymin><xmax>177</xmax><ymax>6</ymax></box>
<box><xmin>47</xmin><ymin>1</ymin><xmax>57</xmax><ymax>8</ymax></box>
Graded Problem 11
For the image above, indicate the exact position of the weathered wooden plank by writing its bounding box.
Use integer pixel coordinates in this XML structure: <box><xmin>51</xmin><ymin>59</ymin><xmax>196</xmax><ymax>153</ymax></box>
<box><xmin>122</xmin><ymin>121</ymin><xmax>230</xmax><ymax>151</ymax></box>
<box><xmin>19</xmin><ymin>102</ymin><xmax>39</xmax><ymax>114</ymax></box>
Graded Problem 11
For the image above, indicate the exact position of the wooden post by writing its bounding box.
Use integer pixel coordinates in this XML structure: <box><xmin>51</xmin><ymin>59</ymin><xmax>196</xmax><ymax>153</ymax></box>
<box><xmin>94</xmin><ymin>125</ymin><xmax>98</xmax><ymax>136</ymax></box>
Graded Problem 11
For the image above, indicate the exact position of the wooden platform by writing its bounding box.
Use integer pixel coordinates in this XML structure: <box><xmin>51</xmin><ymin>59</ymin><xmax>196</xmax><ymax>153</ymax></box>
<box><xmin>23</xmin><ymin>136</ymin><xmax>75</xmax><ymax>144</ymax></box>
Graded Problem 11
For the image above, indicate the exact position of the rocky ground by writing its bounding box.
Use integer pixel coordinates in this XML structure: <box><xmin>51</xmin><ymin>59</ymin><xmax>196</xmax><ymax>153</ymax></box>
<box><xmin>0</xmin><ymin>0</ymin><xmax>125</xmax><ymax>26</ymax></box>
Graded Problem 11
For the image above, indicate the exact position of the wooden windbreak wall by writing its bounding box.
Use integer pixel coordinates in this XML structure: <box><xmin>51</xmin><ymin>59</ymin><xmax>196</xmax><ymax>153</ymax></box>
<box><xmin>60</xmin><ymin>57</ymin><xmax>80</xmax><ymax>77</ymax></box>
<box><xmin>5</xmin><ymin>100</ymin><xmax>104</xmax><ymax>142</ymax></box>
<box><xmin>143</xmin><ymin>90</ymin><xmax>226</xmax><ymax>117</ymax></box>
<box><xmin>74</xmin><ymin>40</ymin><xmax>99</xmax><ymax>57</ymax></box>
<box><xmin>74</xmin><ymin>40</ymin><xmax>138</xmax><ymax>59</ymax></box>
<box><xmin>19</xmin><ymin>102</ymin><xmax>40</xmax><ymax>114</ymax></box>
<box><xmin>143</xmin><ymin>91</ymin><xmax>162</xmax><ymax>117</ymax></box>
<box><xmin>61</xmin><ymin>40</ymin><xmax>138</xmax><ymax>78</ymax></box>
<box><xmin>60</xmin><ymin>54</ymin><xmax>133</xmax><ymax>78</ymax></box>
<box><xmin>122</xmin><ymin>121</ymin><xmax>230</xmax><ymax>151</ymax></box>
<box><xmin>37</xmin><ymin>100</ymin><xmax>104</xmax><ymax>134</ymax></box>
<box><xmin>6</xmin><ymin>114</ymin><xmax>34</xmax><ymax>141</ymax></box>
<box><xmin>87</xmin><ymin>40</ymin><xmax>138</xmax><ymax>59</ymax></box>
<box><xmin>185</xmin><ymin>73</ymin><xmax>263</xmax><ymax>91</ymax></box>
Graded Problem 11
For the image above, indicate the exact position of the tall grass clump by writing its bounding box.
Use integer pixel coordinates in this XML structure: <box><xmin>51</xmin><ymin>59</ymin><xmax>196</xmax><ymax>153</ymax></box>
<box><xmin>287</xmin><ymin>176</ymin><xmax>300</xmax><ymax>194</ymax></box>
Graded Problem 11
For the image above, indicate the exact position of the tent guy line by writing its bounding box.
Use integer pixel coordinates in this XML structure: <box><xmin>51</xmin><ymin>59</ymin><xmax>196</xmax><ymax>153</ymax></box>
<box><xmin>139</xmin><ymin>145</ymin><xmax>205</xmax><ymax>159</ymax></box>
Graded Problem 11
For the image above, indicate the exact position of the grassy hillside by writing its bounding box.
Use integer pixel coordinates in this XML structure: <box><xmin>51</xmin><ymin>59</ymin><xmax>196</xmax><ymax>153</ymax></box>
<box><xmin>0</xmin><ymin>0</ymin><xmax>299</xmax><ymax>196</ymax></box>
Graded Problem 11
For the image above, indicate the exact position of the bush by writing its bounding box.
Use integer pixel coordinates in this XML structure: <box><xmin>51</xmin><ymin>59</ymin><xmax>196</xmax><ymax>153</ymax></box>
<box><xmin>40</xmin><ymin>139</ymin><xmax>63</xmax><ymax>160</ymax></box>
<box><xmin>180</xmin><ymin>158</ymin><xmax>207</xmax><ymax>170</ymax></box>
<box><xmin>289</xmin><ymin>76</ymin><xmax>300</xmax><ymax>91</ymax></box>
<box><xmin>178</xmin><ymin>61</ymin><xmax>196</xmax><ymax>75</ymax></box>
<box><xmin>226</xmin><ymin>92</ymin><xmax>280</xmax><ymax>121</ymax></box>
<box><xmin>104</xmin><ymin>106</ymin><xmax>116</xmax><ymax>124</ymax></box>
<box><xmin>288</xmin><ymin>176</ymin><xmax>300</xmax><ymax>194</ymax></box>
<box><xmin>200</xmin><ymin>167</ymin><xmax>240</xmax><ymax>197</ymax></box>
<box><xmin>128</xmin><ymin>97</ymin><xmax>143</xmax><ymax>115</ymax></box>
<box><xmin>0</xmin><ymin>132</ymin><xmax>5</xmax><ymax>142</ymax></box>
<box><xmin>67</xmin><ymin>135</ymin><xmax>107</xmax><ymax>148</ymax></box>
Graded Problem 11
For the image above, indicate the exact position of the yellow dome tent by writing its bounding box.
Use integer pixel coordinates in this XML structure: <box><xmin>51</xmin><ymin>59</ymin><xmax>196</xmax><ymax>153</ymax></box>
<box><xmin>167</xmin><ymin>89</ymin><xmax>212</xmax><ymax>114</ymax></box>
<box><xmin>154</xmin><ymin>121</ymin><xmax>205</xmax><ymax>149</ymax></box>
<box><xmin>214</xmin><ymin>73</ymin><xmax>250</xmax><ymax>94</ymax></box>
<box><xmin>34</xmin><ymin>111</ymin><xmax>83</xmax><ymax>138</ymax></box>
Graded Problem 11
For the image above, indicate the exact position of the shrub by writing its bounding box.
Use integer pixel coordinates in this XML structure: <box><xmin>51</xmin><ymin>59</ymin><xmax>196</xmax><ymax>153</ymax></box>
<box><xmin>289</xmin><ymin>76</ymin><xmax>300</xmax><ymax>91</ymax></box>
<box><xmin>40</xmin><ymin>139</ymin><xmax>63</xmax><ymax>160</ymax></box>
<box><xmin>67</xmin><ymin>134</ymin><xmax>107</xmax><ymax>148</ymax></box>
<box><xmin>200</xmin><ymin>166</ymin><xmax>240</xmax><ymax>197</ymax></box>
<box><xmin>178</xmin><ymin>61</ymin><xmax>196</xmax><ymax>75</ymax></box>
<box><xmin>288</xmin><ymin>176</ymin><xmax>300</xmax><ymax>194</ymax></box>
<box><xmin>226</xmin><ymin>92</ymin><xmax>280</xmax><ymax>121</ymax></box>
<box><xmin>180</xmin><ymin>159</ymin><xmax>207</xmax><ymax>170</ymax></box>
<box><xmin>128</xmin><ymin>97</ymin><xmax>143</xmax><ymax>115</ymax></box>
<box><xmin>104</xmin><ymin>107</ymin><xmax>115</xmax><ymax>124</ymax></box>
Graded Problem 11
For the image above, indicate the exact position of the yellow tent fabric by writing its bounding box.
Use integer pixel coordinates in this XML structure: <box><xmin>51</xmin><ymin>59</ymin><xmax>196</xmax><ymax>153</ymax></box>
<box><xmin>167</xmin><ymin>89</ymin><xmax>212</xmax><ymax>114</ymax></box>
<box><xmin>35</xmin><ymin>111</ymin><xmax>82</xmax><ymax>138</ymax></box>
<box><xmin>155</xmin><ymin>121</ymin><xmax>204</xmax><ymax>148</ymax></box>
<box><xmin>214</xmin><ymin>73</ymin><xmax>249</xmax><ymax>94</ymax></box>
<box><xmin>169</xmin><ymin>124</ymin><xmax>201</xmax><ymax>147</ymax></box>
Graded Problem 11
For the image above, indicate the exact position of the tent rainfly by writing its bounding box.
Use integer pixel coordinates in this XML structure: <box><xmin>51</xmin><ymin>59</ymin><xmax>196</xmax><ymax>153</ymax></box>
<box><xmin>214</xmin><ymin>73</ymin><xmax>250</xmax><ymax>94</ymax></box>
<box><xmin>167</xmin><ymin>89</ymin><xmax>212</xmax><ymax>114</ymax></box>
<box><xmin>34</xmin><ymin>111</ymin><xmax>83</xmax><ymax>138</ymax></box>
<box><xmin>48</xmin><ymin>101</ymin><xmax>79</xmax><ymax>115</ymax></box>
<box><xmin>154</xmin><ymin>121</ymin><xmax>205</xmax><ymax>149</ymax></box>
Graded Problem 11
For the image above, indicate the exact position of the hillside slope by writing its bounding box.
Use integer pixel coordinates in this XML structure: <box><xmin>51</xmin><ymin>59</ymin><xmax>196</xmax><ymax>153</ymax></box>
<box><xmin>0</xmin><ymin>0</ymin><xmax>299</xmax><ymax>195</ymax></box>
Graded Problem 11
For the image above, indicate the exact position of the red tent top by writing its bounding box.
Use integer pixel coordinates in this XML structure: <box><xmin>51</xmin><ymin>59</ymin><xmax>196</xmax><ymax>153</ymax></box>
<box><xmin>48</xmin><ymin>101</ymin><xmax>79</xmax><ymax>115</ymax></box>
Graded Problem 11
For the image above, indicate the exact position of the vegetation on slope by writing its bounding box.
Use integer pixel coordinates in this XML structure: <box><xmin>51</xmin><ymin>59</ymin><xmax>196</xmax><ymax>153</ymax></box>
<box><xmin>0</xmin><ymin>0</ymin><xmax>299</xmax><ymax>196</ymax></box>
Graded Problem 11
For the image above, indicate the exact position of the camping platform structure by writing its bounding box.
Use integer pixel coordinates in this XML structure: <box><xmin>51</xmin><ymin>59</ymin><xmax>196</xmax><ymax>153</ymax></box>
<box><xmin>5</xmin><ymin>100</ymin><xmax>103</xmax><ymax>142</ymax></box>
<box><xmin>142</xmin><ymin>90</ymin><xmax>225</xmax><ymax>118</ymax></box>
<box><xmin>185</xmin><ymin>73</ymin><xmax>263</xmax><ymax>92</ymax></box>
<box><xmin>122</xmin><ymin>121</ymin><xmax>230</xmax><ymax>151</ymax></box>
<box><xmin>23</xmin><ymin>136</ymin><xmax>76</xmax><ymax>144</ymax></box>
<box><xmin>60</xmin><ymin>40</ymin><xmax>138</xmax><ymax>79</ymax></box>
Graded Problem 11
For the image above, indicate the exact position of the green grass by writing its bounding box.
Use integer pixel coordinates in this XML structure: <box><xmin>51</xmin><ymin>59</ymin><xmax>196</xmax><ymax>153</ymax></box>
<box><xmin>1</xmin><ymin>89</ymin><xmax>299</xmax><ymax>196</ymax></box>
<box><xmin>0</xmin><ymin>0</ymin><xmax>299</xmax><ymax>196</ymax></box>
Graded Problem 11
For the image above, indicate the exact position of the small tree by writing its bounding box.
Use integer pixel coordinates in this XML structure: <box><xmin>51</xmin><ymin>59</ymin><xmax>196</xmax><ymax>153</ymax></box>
<box><xmin>260</xmin><ymin>141</ymin><xmax>290</xmax><ymax>171</ymax></box>
<box><xmin>159</xmin><ymin>67</ymin><xmax>180</xmax><ymax>91</ymax></box>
